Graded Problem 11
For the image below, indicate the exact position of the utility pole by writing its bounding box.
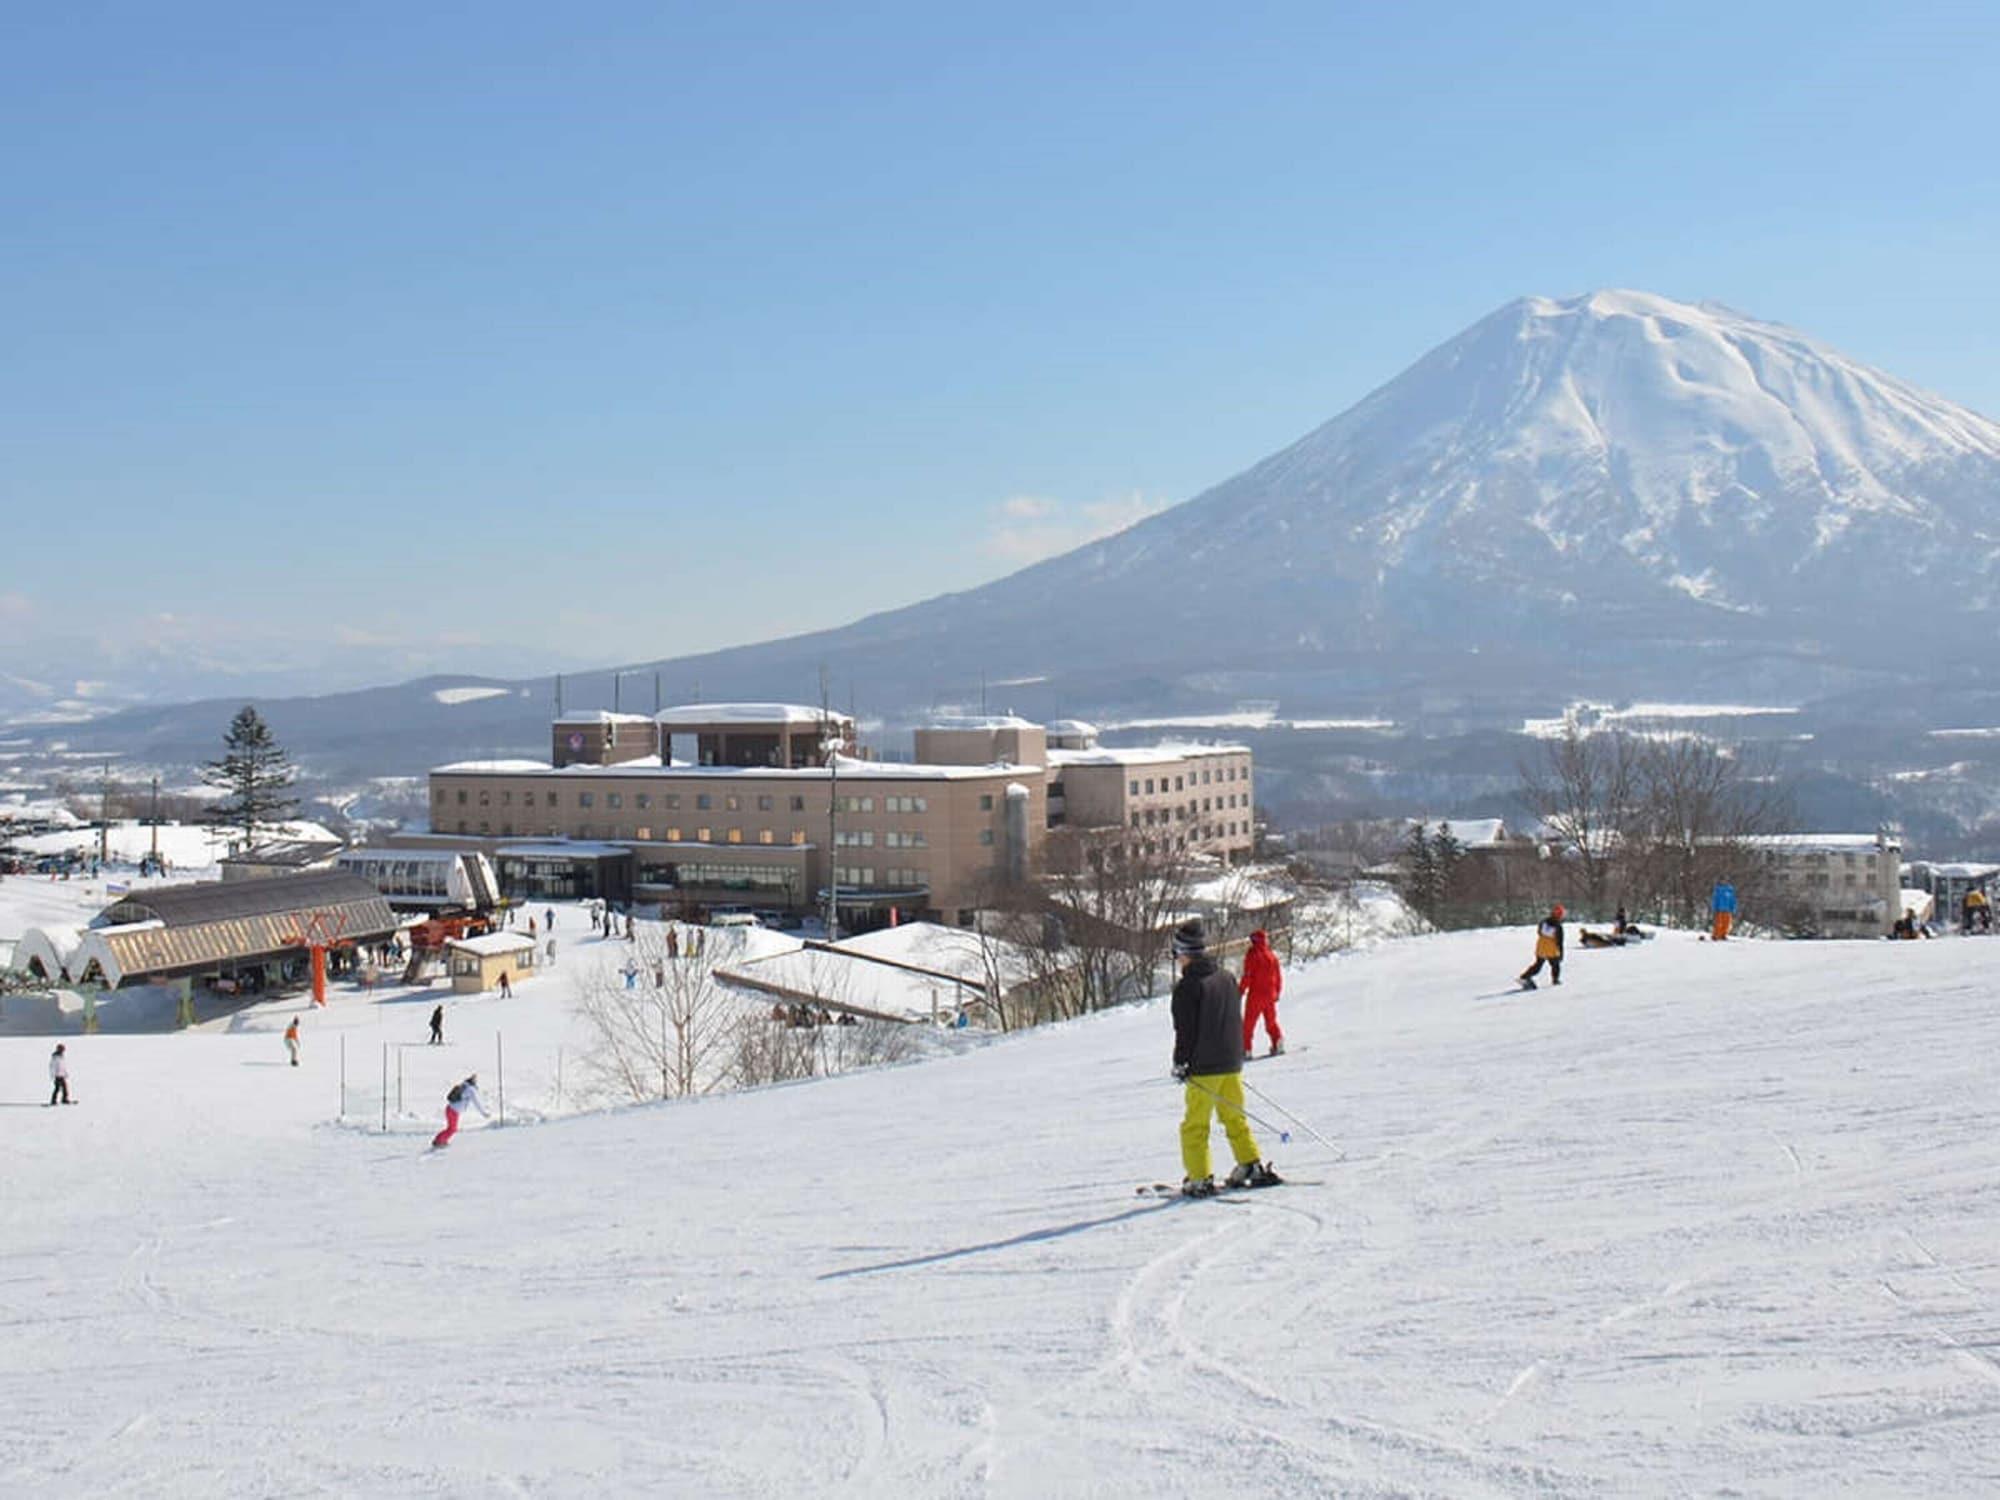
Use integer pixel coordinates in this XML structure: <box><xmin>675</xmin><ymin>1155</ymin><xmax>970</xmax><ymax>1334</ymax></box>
<box><xmin>149</xmin><ymin>777</ymin><xmax>160</xmax><ymax>867</ymax></box>
<box><xmin>99</xmin><ymin>762</ymin><xmax>111</xmax><ymax>867</ymax></box>
<box><xmin>822</xmin><ymin>665</ymin><xmax>838</xmax><ymax>943</ymax></box>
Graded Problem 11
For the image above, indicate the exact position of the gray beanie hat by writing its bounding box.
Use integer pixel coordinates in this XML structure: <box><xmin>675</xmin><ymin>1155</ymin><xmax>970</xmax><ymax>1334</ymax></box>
<box><xmin>1171</xmin><ymin>919</ymin><xmax>1207</xmax><ymax>958</ymax></box>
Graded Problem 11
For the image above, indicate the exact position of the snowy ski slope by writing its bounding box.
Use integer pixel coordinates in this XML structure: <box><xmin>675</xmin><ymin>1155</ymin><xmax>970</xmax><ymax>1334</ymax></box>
<box><xmin>5</xmin><ymin>914</ymin><xmax>2000</xmax><ymax>1496</ymax></box>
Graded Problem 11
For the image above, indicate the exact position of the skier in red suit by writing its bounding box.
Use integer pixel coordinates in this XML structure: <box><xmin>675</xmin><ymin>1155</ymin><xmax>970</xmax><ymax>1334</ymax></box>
<box><xmin>1239</xmin><ymin>929</ymin><xmax>1285</xmax><ymax>1057</ymax></box>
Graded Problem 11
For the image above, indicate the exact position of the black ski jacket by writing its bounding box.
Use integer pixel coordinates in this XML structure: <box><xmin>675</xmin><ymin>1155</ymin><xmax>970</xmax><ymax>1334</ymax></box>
<box><xmin>1172</xmin><ymin>957</ymin><xmax>1245</xmax><ymax>1076</ymax></box>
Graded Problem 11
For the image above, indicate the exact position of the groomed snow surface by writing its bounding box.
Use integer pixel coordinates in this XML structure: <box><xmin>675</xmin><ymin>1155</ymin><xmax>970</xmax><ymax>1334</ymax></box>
<box><xmin>6</xmin><ymin>913</ymin><xmax>2000</xmax><ymax>1495</ymax></box>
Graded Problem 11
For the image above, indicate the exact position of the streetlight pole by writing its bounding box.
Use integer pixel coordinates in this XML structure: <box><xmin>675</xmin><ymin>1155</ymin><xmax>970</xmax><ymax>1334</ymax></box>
<box><xmin>825</xmin><ymin>731</ymin><xmax>839</xmax><ymax>943</ymax></box>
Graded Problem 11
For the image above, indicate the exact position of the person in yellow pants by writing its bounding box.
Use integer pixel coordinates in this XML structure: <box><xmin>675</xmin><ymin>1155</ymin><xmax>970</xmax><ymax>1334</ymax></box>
<box><xmin>1170</xmin><ymin>918</ymin><xmax>1280</xmax><ymax>1196</ymax></box>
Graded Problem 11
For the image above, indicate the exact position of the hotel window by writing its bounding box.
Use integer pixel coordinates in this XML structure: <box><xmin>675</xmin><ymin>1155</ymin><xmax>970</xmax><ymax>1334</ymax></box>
<box><xmin>501</xmin><ymin>790</ymin><xmax>512</xmax><ymax>806</ymax></box>
<box><xmin>479</xmin><ymin>820</ymin><xmax>490</xmax><ymax>833</ymax></box>
<box><xmin>666</xmin><ymin>827</ymin><xmax>682</xmax><ymax>841</ymax></box>
<box><xmin>457</xmin><ymin>820</ymin><xmax>467</xmax><ymax>833</ymax></box>
<box><xmin>979</xmin><ymin>794</ymin><xmax>994</xmax><ymax>811</ymax></box>
<box><xmin>636</xmin><ymin>793</ymin><xmax>650</xmax><ymax>809</ymax></box>
<box><xmin>578</xmin><ymin>792</ymin><xmax>594</xmax><ymax>808</ymax></box>
<box><xmin>1130</xmin><ymin>812</ymin><xmax>1140</xmax><ymax>827</ymax></box>
<box><xmin>790</xmin><ymin>795</ymin><xmax>806</xmax><ymax>812</ymax></box>
<box><xmin>758</xmin><ymin>830</ymin><xmax>774</xmax><ymax>845</ymax></box>
<box><xmin>637</xmin><ymin>826</ymin><xmax>652</xmax><ymax>841</ymax></box>
<box><xmin>790</xmin><ymin>830</ymin><xmax>808</xmax><ymax>845</ymax></box>
<box><xmin>757</xmin><ymin>794</ymin><xmax>774</xmax><ymax>812</ymax></box>
<box><xmin>479</xmin><ymin>791</ymin><xmax>490</xmax><ymax>806</ymax></box>
<box><xmin>696</xmin><ymin>794</ymin><xmax>712</xmax><ymax>810</ymax></box>
<box><xmin>1128</xmin><ymin>780</ymin><xmax>1138</xmax><ymax>795</ymax></box>
<box><xmin>665</xmin><ymin>794</ymin><xmax>680</xmax><ymax>810</ymax></box>
<box><xmin>726</xmin><ymin>795</ymin><xmax>740</xmax><ymax>812</ymax></box>
<box><xmin>607</xmin><ymin>793</ymin><xmax>622</xmax><ymax>809</ymax></box>
<box><xmin>1175</xmin><ymin>776</ymin><xmax>1184</xmax><ymax>791</ymax></box>
<box><xmin>979</xmin><ymin>829</ymin><xmax>995</xmax><ymax>845</ymax></box>
<box><xmin>727</xmin><ymin>829</ymin><xmax>743</xmax><ymax>844</ymax></box>
<box><xmin>1144</xmin><ymin>779</ymin><xmax>1155</xmax><ymax>795</ymax></box>
<box><xmin>456</xmin><ymin>790</ymin><xmax>467</xmax><ymax>805</ymax></box>
<box><xmin>696</xmin><ymin>827</ymin><xmax>711</xmax><ymax>842</ymax></box>
<box><xmin>546</xmin><ymin>791</ymin><xmax>559</xmax><ymax>806</ymax></box>
<box><xmin>502</xmin><ymin>823</ymin><xmax>513</xmax><ymax>837</ymax></box>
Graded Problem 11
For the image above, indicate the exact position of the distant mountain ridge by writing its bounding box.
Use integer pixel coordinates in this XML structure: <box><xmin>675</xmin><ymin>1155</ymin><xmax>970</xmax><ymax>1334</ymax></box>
<box><xmin>20</xmin><ymin>289</ymin><xmax>2000</xmax><ymax>775</ymax></box>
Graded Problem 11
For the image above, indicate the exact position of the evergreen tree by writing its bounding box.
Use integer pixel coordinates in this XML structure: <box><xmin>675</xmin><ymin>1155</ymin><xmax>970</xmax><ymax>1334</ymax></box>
<box><xmin>203</xmin><ymin>705</ymin><xmax>299</xmax><ymax>848</ymax></box>
<box><xmin>1403</xmin><ymin>821</ymin><xmax>1440</xmax><ymax>918</ymax></box>
<box><xmin>1431</xmin><ymin>821</ymin><xmax>1466</xmax><ymax>918</ymax></box>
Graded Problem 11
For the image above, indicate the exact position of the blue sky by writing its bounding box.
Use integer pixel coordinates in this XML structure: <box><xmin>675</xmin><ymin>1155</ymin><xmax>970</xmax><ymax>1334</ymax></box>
<box><xmin>5</xmin><ymin>1</ymin><xmax>1996</xmax><ymax>680</ymax></box>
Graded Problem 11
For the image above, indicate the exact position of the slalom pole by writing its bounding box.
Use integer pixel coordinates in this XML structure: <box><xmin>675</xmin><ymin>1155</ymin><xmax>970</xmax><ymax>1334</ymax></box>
<box><xmin>1239</xmin><ymin>1077</ymin><xmax>1345</xmax><ymax>1159</ymax></box>
<box><xmin>1176</xmin><ymin>1075</ymin><xmax>1293</xmax><ymax>1144</ymax></box>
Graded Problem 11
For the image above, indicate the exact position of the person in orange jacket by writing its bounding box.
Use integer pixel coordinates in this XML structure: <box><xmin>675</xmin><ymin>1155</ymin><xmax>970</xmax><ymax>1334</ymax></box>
<box><xmin>1519</xmin><ymin>905</ymin><xmax>1565</xmax><ymax>989</ymax></box>
<box><xmin>1239</xmin><ymin>929</ymin><xmax>1285</xmax><ymax>1057</ymax></box>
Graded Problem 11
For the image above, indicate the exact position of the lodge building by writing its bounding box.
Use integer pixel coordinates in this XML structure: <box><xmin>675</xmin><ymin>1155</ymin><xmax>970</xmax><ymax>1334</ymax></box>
<box><xmin>410</xmin><ymin>705</ymin><xmax>1253</xmax><ymax>928</ymax></box>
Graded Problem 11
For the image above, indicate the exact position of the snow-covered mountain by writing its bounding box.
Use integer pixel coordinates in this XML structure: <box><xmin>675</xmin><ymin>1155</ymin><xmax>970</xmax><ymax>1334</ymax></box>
<box><xmin>22</xmin><ymin>290</ymin><xmax>2000</xmax><ymax>773</ymax></box>
<box><xmin>951</xmin><ymin>288</ymin><xmax>2000</xmax><ymax>672</ymax></box>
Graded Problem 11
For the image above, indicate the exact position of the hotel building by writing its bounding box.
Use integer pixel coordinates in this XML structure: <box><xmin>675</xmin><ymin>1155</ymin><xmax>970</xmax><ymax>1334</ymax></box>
<box><xmin>410</xmin><ymin>705</ymin><xmax>1251</xmax><ymax>928</ymax></box>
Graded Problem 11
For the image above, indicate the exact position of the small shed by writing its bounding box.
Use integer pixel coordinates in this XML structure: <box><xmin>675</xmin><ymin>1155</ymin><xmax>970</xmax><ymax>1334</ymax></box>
<box><xmin>446</xmin><ymin>931</ymin><xmax>537</xmax><ymax>994</ymax></box>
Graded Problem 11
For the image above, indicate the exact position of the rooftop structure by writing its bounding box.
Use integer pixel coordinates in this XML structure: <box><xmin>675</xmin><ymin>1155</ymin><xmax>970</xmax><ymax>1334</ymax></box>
<box><xmin>21</xmin><ymin>871</ymin><xmax>398</xmax><ymax>989</ymax></box>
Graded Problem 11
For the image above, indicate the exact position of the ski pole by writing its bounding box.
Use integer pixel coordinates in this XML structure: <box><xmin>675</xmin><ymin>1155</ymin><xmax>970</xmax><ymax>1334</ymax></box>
<box><xmin>1239</xmin><ymin>1077</ymin><xmax>1346</xmax><ymax>1159</ymax></box>
<box><xmin>1174</xmin><ymin>1074</ymin><xmax>1292</xmax><ymax>1144</ymax></box>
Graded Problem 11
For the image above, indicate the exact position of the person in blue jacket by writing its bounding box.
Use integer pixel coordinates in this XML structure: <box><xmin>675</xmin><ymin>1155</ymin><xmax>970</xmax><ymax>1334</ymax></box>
<box><xmin>1710</xmin><ymin>879</ymin><xmax>1737</xmax><ymax>941</ymax></box>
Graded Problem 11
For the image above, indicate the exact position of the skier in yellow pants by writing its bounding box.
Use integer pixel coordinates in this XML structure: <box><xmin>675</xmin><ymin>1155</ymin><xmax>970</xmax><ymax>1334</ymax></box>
<box><xmin>1170</xmin><ymin>918</ymin><xmax>1280</xmax><ymax>1197</ymax></box>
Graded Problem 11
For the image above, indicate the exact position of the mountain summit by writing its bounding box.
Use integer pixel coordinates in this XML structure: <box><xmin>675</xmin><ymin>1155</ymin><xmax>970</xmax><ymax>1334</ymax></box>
<box><xmin>950</xmin><ymin>288</ymin><xmax>2000</xmax><ymax>679</ymax></box>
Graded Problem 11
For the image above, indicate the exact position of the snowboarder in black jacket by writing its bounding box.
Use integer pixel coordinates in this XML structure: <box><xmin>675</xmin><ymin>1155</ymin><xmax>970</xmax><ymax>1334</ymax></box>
<box><xmin>1170</xmin><ymin>919</ymin><xmax>1279</xmax><ymax>1197</ymax></box>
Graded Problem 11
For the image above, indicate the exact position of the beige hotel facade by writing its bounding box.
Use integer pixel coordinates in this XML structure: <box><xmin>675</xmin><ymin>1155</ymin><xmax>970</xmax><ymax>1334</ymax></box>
<box><xmin>410</xmin><ymin>705</ymin><xmax>1253</xmax><ymax>927</ymax></box>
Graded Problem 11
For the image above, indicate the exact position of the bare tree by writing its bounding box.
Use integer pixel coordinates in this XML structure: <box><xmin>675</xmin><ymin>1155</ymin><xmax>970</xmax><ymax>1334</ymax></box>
<box><xmin>569</xmin><ymin>929</ymin><xmax>733</xmax><ymax>1104</ymax></box>
<box><xmin>1621</xmin><ymin>738</ymin><xmax>1793</xmax><ymax>928</ymax></box>
<box><xmin>1021</xmin><ymin>832</ymin><xmax>1196</xmax><ymax>1014</ymax></box>
<box><xmin>1518</xmin><ymin>722</ymin><xmax>1640</xmax><ymax>917</ymax></box>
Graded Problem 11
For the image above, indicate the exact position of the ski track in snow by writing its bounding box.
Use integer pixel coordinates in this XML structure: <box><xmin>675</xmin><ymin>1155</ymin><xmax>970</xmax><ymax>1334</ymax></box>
<box><xmin>7</xmin><ymin>910</ymin><xmax>2000</xmax><ymax>1493</ymax></box>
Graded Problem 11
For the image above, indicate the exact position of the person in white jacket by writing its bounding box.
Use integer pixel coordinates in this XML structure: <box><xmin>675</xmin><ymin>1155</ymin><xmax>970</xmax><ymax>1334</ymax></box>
<box><xmin>49</xmin><ymin>1043</ymin><xmax>72</xmax><ymax>1106</ymax></box>
<box><xmin>431</xmin><ymin>1073</ymin><xmax>488</xmax><ymax>1148</ymax></box>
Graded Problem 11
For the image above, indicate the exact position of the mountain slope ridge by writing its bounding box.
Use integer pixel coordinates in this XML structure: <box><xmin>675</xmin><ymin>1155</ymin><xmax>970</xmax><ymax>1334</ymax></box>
<box><xmin>23</xmin><ymin>288</ymin><xmax>2000</xmax><ymax>767</ymax></box>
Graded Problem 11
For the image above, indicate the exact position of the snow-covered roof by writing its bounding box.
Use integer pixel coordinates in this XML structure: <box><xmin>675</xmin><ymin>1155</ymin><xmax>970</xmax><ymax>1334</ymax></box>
<box><xmin>717</xmin><ymin>922</ymin><xmax>1049</xmax><ymax>1022</ymax></box>
<box><xmin>1738</xmin><ymin>834</ymin><xmax>1897</xmax><ymax>854</ymax></box>
<box><xmin>655</xmin><ymin>704</ymin><xmax>846</xmax><ymax>727</ymax></box>
<box><xmin>829</xmin><ymin>922</ymin><xmax>1045</xmax><ymax>989</ymax></box>
<box><xmin>554</xmin><ymin>711</ymin><xmax>655</xmax><ymax>726</ymax></box>
<box><xmin>445</xmin><ymin>932</ymin><xmax>538</xmax><ymax>956</ymax></box>
<box><xmin>434</xmin><ymin>754</ymin><xmax>1033</xmax><ymax>783</ymax></box>
<box><xmin>13</xmin><ymin>924</ymin><xmax>86</xmax><ymax>978</ymax></box>
<box><xmin>1044</xmin><ymin>719</ymin><xmax>1099</xmax><ymax>737</ymax></box>
<box><xmin>495</xmin><ymin>841</ymin><xmax>632</xmax><ymax>860</ymax></box>
<box><xmin>924</xmin><ymin>715</ymin><xmax>1041</xmax><ymax>731</ymax></box>
<box><xmin>1405</xmin><ymin>817</ymin><xmax>1510</xmax><ymax>849</ymax></box>
<box><xmin>1911</xmin><ymin>861</ymin><xmax>2000</xmax><ymax>879</ymax></box>
<box><xmin>1046</xmin><ymin>743</ymin><xmax>1249</xmax><ymax>769</ymax></box>
<box><xmin>339</xmin><ymin>847</ymin><xmax>469</xmax><ymax>867</ymax></box>
<box><xmin>1184</xmin><ymin>872</ymin><xmax>1293</xmax><ymax>911</ymax></box>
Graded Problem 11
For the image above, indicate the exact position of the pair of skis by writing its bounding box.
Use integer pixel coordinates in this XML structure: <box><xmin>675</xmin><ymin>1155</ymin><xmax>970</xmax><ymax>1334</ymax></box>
<box><xmin>1134</xmin><ymin>1177</ymin><xmax>1318</xmax><ymax>1199</ymax></box>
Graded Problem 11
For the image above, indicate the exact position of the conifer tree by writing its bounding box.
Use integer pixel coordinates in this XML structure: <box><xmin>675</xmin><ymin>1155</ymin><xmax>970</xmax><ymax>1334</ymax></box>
<box><xmin>1430</xmin><ymin>821</ymin><xmax>1466</xmax><ymax>918</ymax></box>
<box><xmin>1403</xmin><ymin>821</ymin><xmax>1440</xmax><ymax>918</ymax></box>
<box><xmin>203</xmin><ymin>705</ymin><xmax>299</xmax><ymax>848</ymax></box>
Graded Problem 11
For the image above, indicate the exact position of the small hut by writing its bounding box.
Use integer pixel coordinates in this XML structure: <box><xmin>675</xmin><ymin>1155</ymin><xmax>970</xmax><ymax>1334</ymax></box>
<box><xmin>445</xmin><ymin>932</ymin><xmax>537</xmax><ymax>994</ymax></box>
